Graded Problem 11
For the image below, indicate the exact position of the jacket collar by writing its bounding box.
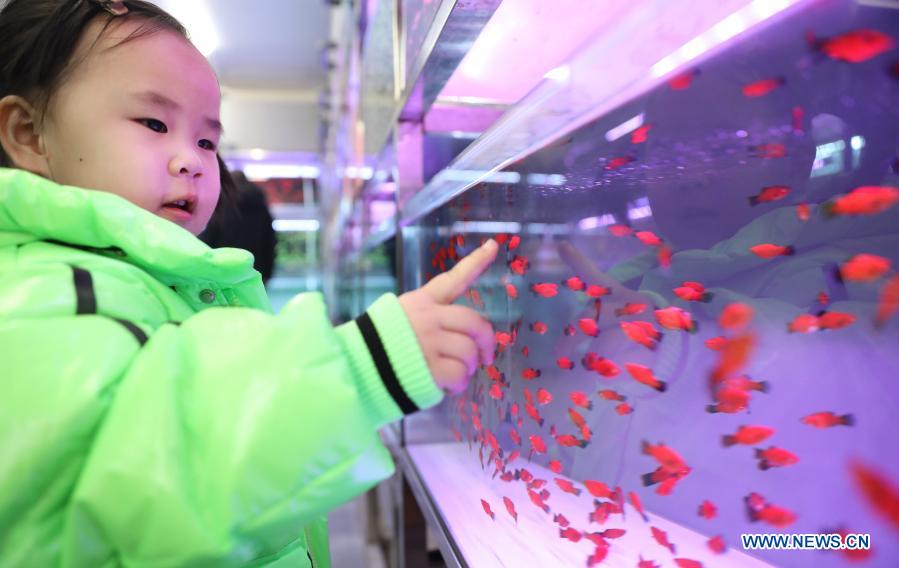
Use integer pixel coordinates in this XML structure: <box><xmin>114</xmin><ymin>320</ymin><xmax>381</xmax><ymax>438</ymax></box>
<box><xmin>0</xmin><ymin>167</ymin><xmax>262</xmax><ymax>289</ymax></box>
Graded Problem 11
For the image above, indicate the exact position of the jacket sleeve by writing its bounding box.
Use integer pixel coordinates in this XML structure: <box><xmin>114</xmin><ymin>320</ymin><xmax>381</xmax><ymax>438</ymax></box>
<box><xmin>0</xmin><ymin>274</ymin><xmax>441</xmax><ymax>565</ymax></box>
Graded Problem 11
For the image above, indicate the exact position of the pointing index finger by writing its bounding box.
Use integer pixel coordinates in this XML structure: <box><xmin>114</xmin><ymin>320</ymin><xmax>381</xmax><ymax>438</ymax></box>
<box><xmin>427</xmin><ymin>239</ymin><xmax>499</xmax><ymax>304</ymax></box>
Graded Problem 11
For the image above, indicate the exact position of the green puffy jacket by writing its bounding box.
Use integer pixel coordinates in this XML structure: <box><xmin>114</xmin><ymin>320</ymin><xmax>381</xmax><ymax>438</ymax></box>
<box><xmin>0</xmin><ymin>168</ymin><xmax>442</xmax><ymax>567</ymax></box>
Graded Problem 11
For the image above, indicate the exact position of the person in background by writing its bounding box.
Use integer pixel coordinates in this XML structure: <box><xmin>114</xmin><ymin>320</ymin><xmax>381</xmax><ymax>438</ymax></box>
<box><xmin>200</xmin><ymin>167</ymin><xmax>277</xmax><ymax>284</ymax></box>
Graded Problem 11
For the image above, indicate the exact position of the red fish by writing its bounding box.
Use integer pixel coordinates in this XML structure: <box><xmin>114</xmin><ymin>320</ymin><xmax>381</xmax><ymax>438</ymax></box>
<box><xmin>568</xmin><ymin>408</ymin><xmax>587</xmax><ymax>429</ymax></box>
<box><xmin>509</xmin><ymin>427</ymin><xmax>521</xmax><ymax>446</ymax></box>
<box><xmin>503</xmin><ymin>496</ymin><xmax>518</xmax><ymax>522</ymax></box>
<box><xmin>524</xmin><ymin>402</ymin><xmax>544</xmax><ymax>426</ymax></box>
<box><xmin>816</xmin><ymin>28</ymin><xmax>895</xmax><ymax>63</ymax></box>
<box><xmin>876</xmin><ymin>274</ymin><xmax>899</xmax><ymax>328</ymax></box>
<box><xmin>598</xmin><ymin>389</ymin><xmax>626</xmax><ymax>401</ymax></box>
<box><xmin>787</xmin><ymin>313</ymin><xmax>820</xmax><ymax>334</ymax></box>
<box><xmin>704</xmin><ymin>336</ymin><xmax>726</xmax><ymax>350</ymax></box>
<box><xmin>529</xmin><ymin>321</ymin><xmax>548</xmax><ymax>334</ymax></box>
<box><xmin>522</xmin><ymin>367</ymin><xmax>542</xmax><ymax>380</ymax></box>
<box><xmin>668</xmin><ymin>69</ymin><xmax>699</xmax><ymax>90</ymax></box>
<box><xmin>744</xmin><ymin>492</ymin><xmax>797</xmax><ymax>527</ymax></box>
<box><xmin>620</xmin><ymin>321</ymin><xmax>660</xmax><ymax>350</ymax></box>
<box><xmin>755</xmin><ymin>446</ymin><xmax>800</xmax><ymax>470</ymax></box>
<box><xmin>643</xmin><ymin>440</ymin><xmax>689</xmax><ymax>472</ymax></box>
<box><xmin>698</xmin><ymin>500</ymin><xmax>717</xmax><ymax>520</ymax></box>
<box><xmin>655</xmin><ymin>306</ymin><xmax>697</xmax><ymax>332</ymax></box>
<box><xmin>724</xmin><ymin>375</ymin><xmax>769</xmax><ymax>393</ymax></box>
<box><xmin>563</xmin><ymin>324</ymin><xmax>576</xmax><ymax>336</ymax></box>
<box><xmin>536</xmin><ymin>388</ymin><xmax>553</xmax><ymax>405</ymax></box>
<box><xmin>586</xmin><ymin>545</ymin><xmax>609</xmax><ymax>566</ymax></box>
<box><xmin>485</xmin><ymin>365</ymin><xmax>503</xmax><ymax>382</ymax></box>
<box><xmin>625</xmin><ymin>364</ymin><xmax>667</xmax><ymax>392</ymax></box>
<box><xmin>638</xmin><ymin>557</ymin><xmax>660</xmax><ymax>568</ymax></box>
<box><xmin>495</xmin><ymin>331</ymin><xmax>514</xmax><ymax>347</ymax></box>
<box><xmin>585</xmin><ymin>480</ymin><xmax>612</xmax><ymax>499</ymax></box>
<box><xmin>556</xmin><ymin>356</ymin><xmax>575</xmax><ymax>370</ymax></box>
<box><xmin>616</xmin><ymin>402</ymin><xmax>633</xmax><ymax>415</ymax></box>
<box><xmin>481</xmin><ymin>499</ymin><xmax>495</xmax><ymax>520</ymax></box>
<box><xmin>494</xmin><ymin>233</ymin><xmax>510</xmax><ymax>246</ymax></box>
<box><xmin>608</xmin><ymin>224</ymin><xmax>633</xmax><ymax>237</ymax></box>
<box><xmin>570</xmin><ymin>391</ymin><xmax>593</xmax><ymax>410</ymax></box>
<box><xmin>508</xmin><ymin>235</ymin><xmax>521</xmax><ymax>250</ymax></box>
<box><xmin>530</xmin><ymin>282</ymin><xmax>558</xmax><ymax>298</ymax></box>
<box><xmin>849</xmin><ymin>460</ymin><xmax>899</xmax><ymax>530</ymax></box>
<box><xmin>675</xmin><ymin>558</ymin><xmax>704</xmax><ymax>568</ymax></box>
<box><xmin>600</xmin><ymin>528</ymin><xmax>626</xmax><ymax>539</ymax></box>
<box><xmin>742</xmin><ymin>77</ymin><xmax>785</xmax><ymax>97</ymax></box>
<box><xmin>629</xmin><ymin>491</ymin><xmax>649</xmax><ymax>522</ymax></box>
<box><xmin>604</xmin><ymin>155</ymin><xmax>635</xmax><ymax>171</ymax></box>
<box><xmin>792</xmin><ymin>106</ymin><xmax>804</xmax><ymax>132</ymax></box>
<box><xmin>673</xmin><ymin>281</ymin><xmax>708</xmax><ymax>302</ymax></box>
<box><xmin>840</xmin><ymin>253</ymin><xmax>891</xmax><ymax>282</ymax></box>
<box><xmin>750</xmin><ymin>243</ymin><xmax>795</xmax><ymax>258</ymax></box>
<box><xmin>796</xmin><ymin>202</ymin><xmax>811</xmax><ymax>221</ymax></box>
<box><xmin>631</xmin><ymin>124</ymin><xmax>652</xmax><ymax>144</ymax></box>
<box><xmin>822</xmin><ymin>185</ymin><xmax>899</xmax><ymax>217</ymax></box>
<box><xmin>616</xmin><ymin>303</ymin><xmax>648</xmax><ymax>316</ymax></box>
<box><xmin>710</xmin><ymin>333</ymin><xmax>757</xmax><ymax>388</ymax></box>
<box><xmin>801</xmin><ymin>411</ymin><xmax>854</xmax><ymax>428</ymax></box>
<box><xmin>723</xmin><ymin>425</ymin><xmax>775</xmax><ymax>447</ymax></box>
<box><xmin>578</xmin><ymin>318</ymin><xmax>600</xmax><ymax>337</ymax></box>
<box><xmin>818</xmin><ymin>291</ymin><xmax>830</xmax><ymax>305</ymax></box>
<box><xmin>635</xmin><ymin>230</ymin><xmax>663</xmax><ymax>247</ymax></box>
<box><xmin>563</xmin><ymin>276</ymin><xmax>586</xmax><ymax>291</ymax></box>
<box><xmin>651</xmin><ymin>526</ymin><xmax>676</xmax><ymax>554</ymax></box>
<box><xmin>556</xmin><ymin>434</ymin><xmax>586</xmax><ymax>448</ymax></box>
<box><xmin>750</xmin><ymin>143</ymin><xmax>786</xmax><ymax>159</ymax></box>
<box><xmin>718</xmin><ymin>303</ymin><xmax>754</xmax><ymax>330</ymax></box>
<box><xmin>553</xmin><ymin>512</ymin><xmax>569</xmax><ymax>527</ymax></box>
<box><xmin>549</xmin><ymin>460</ymin><xmax>563</xmax><ymax>474</ymax></box>
<box><xmin>818</xmin><ymin>310</ymin><xmax>857</xmax><ymax>330</ymax></box>
<box><xmin>504</xmin><ymin>283</ymin><xmax>518</xmax><ymax>299</ymax></box>
<box><xmin>529</xmin><ymin>434</ymin><xmax>547</xmax><ymax>454</ymax></box>
<box><xmin>583</xmin><ymin>353</ymin><xmax>621</xmax><ymax>377</ymax></box>
<box><xmin>657</xmin><ymin>245</ymin><xmax>673</xmax><ymax>268</ymax></box>
<box><xmin>528</xmin><ymin>489</ymin><xmax>550</xmax><ymax>513</ymax></box>
<box><xmin>585</xmin><ymin>284</ymin><xmax>611</xmax><ymax>298</ymax></box>
<box><xmin>706</xmin><ymin>386</ymin><xmax>751</xmax><ymax>414</ymax></box>
<box><xmin>508</xmin><ymin>255</ymin><xmax>530</xmax><ymax>275</ymax></box>
<box><xmin>555</xmin><ymin>478</ymin><xmax>582</xmax><ymax>496</ymax></box>
<box><xmin>521</xmin><ymin>345</ymin><xmax>529</xmax><ymax>358</ymax></box>
<box><xmin>749</xmin><ymin>185</ymin><xmax>790</xmax><ymax>206</ymax></box>
<box><xmin>488</xmin><ymin>383</ymin><xmax>503</xmax><ymax>400</ymax></box>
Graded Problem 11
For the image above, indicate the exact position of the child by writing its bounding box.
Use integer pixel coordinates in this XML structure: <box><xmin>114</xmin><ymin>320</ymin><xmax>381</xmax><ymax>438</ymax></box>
<box><xmin>0</xmin><ymin>1</ymin><xmax>497</xmax><ymax>566</ymax></box>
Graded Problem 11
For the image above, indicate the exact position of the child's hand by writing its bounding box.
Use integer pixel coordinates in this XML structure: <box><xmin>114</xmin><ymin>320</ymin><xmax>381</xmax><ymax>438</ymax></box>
<box><xmin>399</xmin><ymin>239</ymin><xmax>499</xmax><ymax>394</ymax></box>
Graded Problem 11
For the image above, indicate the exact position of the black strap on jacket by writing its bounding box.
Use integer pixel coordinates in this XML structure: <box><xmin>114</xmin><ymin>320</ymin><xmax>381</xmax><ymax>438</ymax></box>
<box><xmin>70</xmin><ymin>265</ymin><xmax>148</xmax><ymax>346</ymax></box>
<box><xmin>355</xmin><ymin>312</ymin><xmax>418</xmax><ymax>415</ymax></box>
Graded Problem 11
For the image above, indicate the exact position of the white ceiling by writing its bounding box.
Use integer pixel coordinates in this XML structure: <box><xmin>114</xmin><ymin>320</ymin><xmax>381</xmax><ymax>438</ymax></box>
<box><xmin>152</xmin><ymin>0</ymin><xmax>333</xmax><ymax>153</ymax></box>
<box><xmin>153</xmin><ymin>0</ymin><xmax>332</xmax><ymax>91</ymax></box>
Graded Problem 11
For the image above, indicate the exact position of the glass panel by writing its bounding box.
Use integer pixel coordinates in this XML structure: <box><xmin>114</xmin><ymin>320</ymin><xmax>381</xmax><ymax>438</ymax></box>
<box><xmin>402</xmin><ymin>1</ymin><xmax>899</xmax><ymax>566</ymax></box>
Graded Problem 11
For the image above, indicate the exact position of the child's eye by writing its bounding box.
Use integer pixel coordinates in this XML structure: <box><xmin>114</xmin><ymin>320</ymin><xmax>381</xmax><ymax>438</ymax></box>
<box><xmin>137</xmin><ymin>118</ymin><xmax>168</xmax><ymax>133</ymax></box>
<box><xmin>198</xmin><ymin>139</ymin><xmax>217</xmax><ymax>151</ymax></box>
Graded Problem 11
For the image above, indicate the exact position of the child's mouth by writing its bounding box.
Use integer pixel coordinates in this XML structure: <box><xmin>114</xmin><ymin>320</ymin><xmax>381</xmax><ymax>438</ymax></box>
<box><xmin>161</xmin><ymin>199</ymin><xmax>195</xmax><ymax>222</ymax></box>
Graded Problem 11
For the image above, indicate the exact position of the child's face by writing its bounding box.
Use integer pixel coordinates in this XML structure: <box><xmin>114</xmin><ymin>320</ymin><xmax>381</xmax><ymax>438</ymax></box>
<box><xmin>40</xmin><ymin>19</ymin><xmax>222</xmax><ymax>235</ymax></box>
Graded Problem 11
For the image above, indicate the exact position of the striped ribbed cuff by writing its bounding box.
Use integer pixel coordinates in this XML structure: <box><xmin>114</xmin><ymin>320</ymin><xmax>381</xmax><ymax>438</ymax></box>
<box><xmin>336</xmin><ymin>294</ymin><xmax>442</xmax><ymax>428</ymax></box>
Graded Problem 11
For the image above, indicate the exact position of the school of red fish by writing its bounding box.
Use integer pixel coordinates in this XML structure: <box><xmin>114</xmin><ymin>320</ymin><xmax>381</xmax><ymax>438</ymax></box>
<box><xmin>423</xmin><ymin>25</ymin><xmax>898</xmax><ymax>567</ymax></box>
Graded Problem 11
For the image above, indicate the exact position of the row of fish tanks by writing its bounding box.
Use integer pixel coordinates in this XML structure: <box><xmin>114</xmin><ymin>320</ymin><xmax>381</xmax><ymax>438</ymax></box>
<box><xmin>337</xmin><ymin>0</ymin><xmax>899</xmax><ymax>566</ymax></box>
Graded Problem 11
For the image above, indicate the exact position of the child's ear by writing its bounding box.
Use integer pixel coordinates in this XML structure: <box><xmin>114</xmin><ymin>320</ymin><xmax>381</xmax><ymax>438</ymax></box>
<box><xmin>0</xmin><ymin>95</ymin><xmax>51</xmax><ymax>176</ymax></box>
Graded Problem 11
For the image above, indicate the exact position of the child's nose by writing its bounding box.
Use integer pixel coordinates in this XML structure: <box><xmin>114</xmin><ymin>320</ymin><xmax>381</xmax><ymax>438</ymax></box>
<box><xmin>168</xmin><ymin>147</ymin><xmax>203</xmax><ymax>178</ymax></box>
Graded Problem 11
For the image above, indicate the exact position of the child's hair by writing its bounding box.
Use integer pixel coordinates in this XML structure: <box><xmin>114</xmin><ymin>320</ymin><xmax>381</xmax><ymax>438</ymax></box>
<box><xmin>0</xmin><ymin>0</ymin><xmax>237</xmax><ymax>213</ymax></box>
